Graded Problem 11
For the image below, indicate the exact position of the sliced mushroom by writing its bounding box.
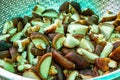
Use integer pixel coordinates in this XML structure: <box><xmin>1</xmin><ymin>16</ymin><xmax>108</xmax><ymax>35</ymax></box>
<box><xmin>36</xmin><ymin>53</ymin><xmax>52</xmax><ymax>80</ymax></box>
<box><xmin>71</xmin><ymin>13</ymin><xmax>80</xmax><ymax>21</ymax></box>
<box><xmin>8</xmin><ymin>28</ymin><xmax>17</xmax><ymax>36</ymax></box>
<box><xmin>27</xmin><ymin>42</ymin><xmax>34</xmax><ymax>64</ymax></box>
<box><xmin>30</xmin><ymin>32</ymin><xmax>49</xmax><ymax>50</ymax></box>
<box><xmin>0</xmin><ymin>59</ymin><xmax>15</xmax><ymax>73</ymax></box>
<box><xmin>49</xmin><ymin>65</ymin><xmax>58</xmax><ymax>75</ymax></box>
<box><xmin>81</xmin><ymin>8</ymin><xmax>94</xmax><ymax>16</ymax></box>
<box><xmin>67</xmin><ymin>70</ymin><xmax>79</xmax><ymax>80</ymax></box>
<box><xmin>21</xmin><ymin>23</ymin><xmax>31</xmax><ymax>36</ymax></box>
<box><xmin>108</xmin><ymin>59</ymin><xmax>117</xmax><ymax>68</ymax></box>
<box><xmin>89</xmin><ymin>24</ymin><xmax>99</xmax><ymax>34</ymax></box>
<box><xmin>44</xmin><ymin>19</ymin><xmax>62</xmax><ymax>34</ymax></box>
<box><xmin>95</xmin><ymin>58</ymin><xmax>110</xmax><ymax>71</ymax></box>
<box><xmin>67</xmin><ymin>23</ymin><xmax>88</xmax><ymax>35</ymax></box>
<box><xmin>99</xmin><ymin>23</ymin><xmax>114</xmax><ymax>40</ymax></box>
<box><xmin>42</xmin><ymin>9</ymin><xmax>58</xmax><ymax>18</ymax></box>
<box><xmin>65</xmin><ymin>52</ymin><xmax>90</xmax><ymax>69</ymax></box>
<box><xmin>23</xmin><ymin>69</ymin><xmax>41</xmax><ymax>79</ymax></box>
<box><xmin>32</xmin><ymin>5</ymin><xmax>46</xmax><ymax>16</ymax></box>
<box><xmin>77</xmin><ymin>48</ymin><xmax>99</xmax><ymax>63</ymax></box>
<box><xmin>113</xmin><ymin>41</ymin><xmax>120</xmax><ymax>49</ymax></box>
<box><xmin>17</xmin><ymin>21</ymin><xmax>23</xmax><ymax>32</ymax></box>
<box><xmin>31</xmin><ymin>47</ymin><xmax>45</xmax><ymax>56</ymax></box>
<box><xmin>100</xmin><ymin>42</ymin><xmax>113</xmax><ymax>58</ymax></box>
<box><xmin>109</xmin><ymin>46</ymin><xmax>120</xmax><ymax>62</ymax></box>
<box><xmin>80</xmin><ymin>38</ymin><xmax>94</xmax><ymax>52</ymax></box>
<box><xmin>2</xmin><ymin>21</ymin><xmax>14</xmax><ymax>34</ymax></box>
<box><xmin>13</xmin><ymin>37</ymin><xmax>30</xmax><ymax>52</ymax></box>
<box><xmin>0</xmin><ymin>50</ymin><xmax>10</xmax><ymax>59</ymax></box>
<box><xmin>52</xmin><ymin>34</ymin><xmax>65</xmax><ymax>50</ymax></box>
<box><xmin>64</xmin><ymin>34</ymin><xmax>79</xmax><ymax>48</ymax></box>
<box><xmin>0</xmin><ymin>34</ymin><xmax>10</xmax><ymax>41</ymax></box>
<box><xmin>95</xmin><ymin>44</ymin><xmax>104</xmax><ymax>56</ymax></box>
<box><xmin>27</xmin><ymin>25</ymin><xmax>40</xmax><ymax>35</ymax></box>
<box><xmin>52</xmin><ymin>49</ymin><xmax>75</xmax><ymax>70</ymax></box>
<box><xmin>100</xmin><ymin>11</ymin><xmax>116</xmax><ymax>22</ymax></box>
<box><xmin>61</xmin><ymin>47</ymin><xmax>75</xmax><ymax>55</ymax></box>
<box><xmin>108</xmin><ymin>33</ymin><xmax>120</xmax><ymax>43</ymax></box>
<box><xmin>10</xmin><ymin>32</ymin><xmax>23</xmax><ymax>42</ymax></box>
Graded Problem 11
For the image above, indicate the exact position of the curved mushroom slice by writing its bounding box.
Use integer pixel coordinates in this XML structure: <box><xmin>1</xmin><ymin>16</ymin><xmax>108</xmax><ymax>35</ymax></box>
<box><xmin>64</xmin><ymin>34</ymin><xmax>79</xmax><ymax>48</ymax></box>
<box><xmin>32</xmin><ymin>5</ymin><xmax>46</xmax><ymax>16</ymax></box>
<box><xmin>17</xmin><ymin>21</ymin><xmax>23</xmax><ymax>32</ymax></box>
<box><xmin>44</xmin><ymin>19</ymin><xmax>62</xmax><ymax>34</ymax></box>
<box><xmin>13</xmin><ymin>37</ymin><xmax>30</xmax><ymax>52</ymax></box>
<box><xmin>71</xmin><ymin>13</ymin><xmax>80</xmax><ymax>21</ymax></box>
<box><xmin>100</xmin><ymin>42</ymin><xmax>113</xmax><ymax>58</ymax></box>
<box><xmin>21</xmin><ymin>23</ymin><xmax>31</xmax><ymax>36</ymax></box>
<box><xmin>0</xmin><ymin>34</ymin><xmax>10</xmax><ymax>41</ymax></box>
<box><xmin>2</xmin><ymin>21</ymin><xmax>14</xmax><ymax>34</ymax></box>
<box><xmin>95</xmin><ymin>58</ymin><xmax>110</xmax><ymax>71</ymax></box>
<box><xmin>67</xmin><ymin>70</ymin><xmax>79</xmax><ymax>80</ymax></box>
<box><xmin>27</xmin><ymin>25</ymin><xmax>40</xmax><ymax>35</ymax></box>
<box><xmin>8</xmin><ymin>28</ymin><xmax>17</xmax><ymax>36</ymax></box>
<box><xmin>52</xmin><ymin>34</ymin><xmax>65</xmax><ymax>50</ymax></box>
<box><xmin>89</xmin><ymin>24</ymin><xmax>99</xmax><ymax>34</ymax></box>
<box><xmin>31</xmin><ymin>47</ymin><xmax>45</xmax><ymax>56</ymax></box>
<box><xmin>65</xmin><ymin>52</ymin><xmax>90</xmax><ymax>69</ymax></box>
<box><xmin>109</xmin><ymin>46</ymin><xmax>120</xmax><ymax>62</ymax></box>
<box><xmin>81</xmin><ymin>8</ymin><xmax>94</xmax><ymax>16</ymax></box>
<box><xmin>0</xmin><ymin>59</ymin><xmax>15</xmax><ymax>73</ymax></box>
<box><xmin>10</xmin><ymin>32</ymin><xmax>23</xmax><ymax>42</ymax></box>
<box><xmin>36</xmin><ymin>53</ymin><xmax>52</xmax><ymax>80</ymax></box>
<box><xmin>23</xmin><ymin>69</ymin><xmax>41</xmax><ymax>80</ymax></box>
<box><xmin>108</xmin><ymin>33</ymin><xmax>120</xmax><ymax>43</ymax></box>
<box><xmin>99</xmin><ymin>23</ymin><xmax>114</xmax><ymax>40</ymax></box>
<box><xmin>67</xmin><ymin>23</ymin><xmax>88</xmax><ymax>35</ymax></box>
<box><xmin>42</xmin><ymin>9</ymin><xmax>58</xmax><ymax>18</ymax></box>
<box><xmin>30</xmin><ymin>32</ymin><xmax>50</xmax><ymax>50</ymax></box>
<box><xmin>80</xmin><ymin>38</ymin><xmax>94</xmax><ymax>52</ymax></box>
<box><xmin>52</xmin><ymin>49</ymin><xmax>75</xmax><ymax>70</ymax></box>
<box><xmin>77</xmin><ymin>48</ymin><xmax>99</xmax><ymax>63</ymax></box>
<box><xmin>100</xmin><ymin>11</ymin><xmax>116</xmax><ymax>22</ymax></box>
<box><xmin>0</xmin><ymin>50</ymin><xmax>10</xmax><ymax>59</ymax></box>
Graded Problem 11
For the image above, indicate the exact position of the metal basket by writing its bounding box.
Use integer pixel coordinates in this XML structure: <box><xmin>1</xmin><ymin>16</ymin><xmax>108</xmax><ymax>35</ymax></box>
<box><xmin>0</xmin><ymin>0</ymin><xmax>120</xmax><ymax>80</ymax></box>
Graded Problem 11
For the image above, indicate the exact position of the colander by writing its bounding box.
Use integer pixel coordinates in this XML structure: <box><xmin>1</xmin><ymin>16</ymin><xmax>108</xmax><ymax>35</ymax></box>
<box><xmin>0</xmin><ymin>0</ymin><xmax>120</xmax><ymax>80</ymax></box>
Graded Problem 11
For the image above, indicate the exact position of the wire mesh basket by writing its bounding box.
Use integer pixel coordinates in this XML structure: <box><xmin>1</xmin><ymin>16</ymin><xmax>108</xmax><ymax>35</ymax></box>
<box><xmin>0</xmin><ymin>0</ymin><xmax>120</xmax><ymax>80</ymax></box>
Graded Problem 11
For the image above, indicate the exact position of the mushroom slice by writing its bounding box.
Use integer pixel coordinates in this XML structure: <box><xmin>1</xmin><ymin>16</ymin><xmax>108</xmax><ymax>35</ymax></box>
<box><xmin>23</xmin><ymin>69</ymin><xmax>40</xmax><ymax>79</ymax></box>
<box><xmin>71</xmin><ymin>13</ymin><xmax>80</xmax><ymax>21</ymax></box>
<box><xmin>67</xmin><ymin>23</ymin><xmax>88</xmax><ymax>35</ymax></box>
<box><xmin>10</xmin><ymin>32</ymin><xmax>23</xmax><ymax>42</ymax></box>
<box><xmin>2</xmin><ymin>21</ymin><xmax>14</xmax><ymax>34</ymax></box>
<box><xmin>109</xmin><ymin>46</ymin><xmax>120</xmax><ymax>62</ymax></box>
<box><xmin>99</xmin><ymin>23</ymin><xmax>114</xmax><ymax>40</ymax></box>
<box><xmin>0</xmin><ymin>59</ymin><xmax>15</xmax><ymax>73</ymax></box>
<box><xmin>64</xmin><ymin>34</ymin><xmax>79</xmax><ymax>48</ymax></box>
<box><xmin>32</xmin><ymin>5</ymin><xmax>46</xmax><ymax>16</ymax></box>
<box><xmin>100</xmin><ymin>42</ymin><xmax>113</xmax><ymax>58</ymax></box>
<box><xmin>0</xmin><ymin>50</ymin><xmax>10</xmax><ymax>59</ymax></box>
<box><xmin>42</xmin><ymin>9</ymin><xmax>58</xmax><ymax>18</ymax></box>
<box><xmin>31</xmin><ymin>47</ymin><xmax>45</xmax><ymax>56</ymax></box>
<box><xmin>27</xmin><ymin>42</ymin><xmax>34</xmax><ymax>64</ymax></box>
<box><xmin>89</xmin><ymin>24</ymin><xmax>99</xmax><ymax>34</ymax></box>
<box><xmin>95</xmin><ymin>58</ymin><xmax>110</xmax><ymax>71</ymax></box>
<box><xmin>100</xmin><ymin>11</ymin><xmax>116</xmax><ymax>22</ymax></box>
<box><xmin>67</xmin><ymin>70</ymin><xmax>79</xmax><ymax>80</ymax></box>
<box><xmin>36</xmin><ymin>53</ymin><xmax>52</xmax><ymax>80</ymax></box>
<box><xmin>30</xmin><ymin>32</ymin><xmax>49</xmax><ymax>50</ymax></box>
<box><xmin>80</xmin><ymin>38</ymin><xmax>94</xmax><ymax>52</ymax></box>
<box><xmin>77</xmin><ymin>48</ymin><xmax>99</xmax><ymax>63</ymax></box>
<box><xmin>52</xmin><ymin>34</ymin><xmax>65</xmax><ymax>50</ymax></box>
<box><xmin>81</xmin><ymin>8</ymin><xmax>94</xmax><ymax>16</ymax></box>
<box><xmin>21</xmin><ymin>23</ymin><xmax>31</xmax><ymax>36</ymax></box>
<box><xmin>13</xmin><ymin>37</ymin><xmax>30</xmax><ymax>52</ymax></box>
<box><xmin>0</xmin><ymin>34</ymin><xmax>10</xmax><ymax>41</ymax></box>
<box><xmin>27</xmin><ymin>25</ymin><xmax>40</xmax><ymax>35</ymax></box>
<box><xmin>8</xmin><ymin>28</ymin><xmax>17</xmax><ymax>36</ymax></box>
<box><xmin>44</xmin><ymin>19</ymin><xmax>62</xmax><ymax>34</ymax></box>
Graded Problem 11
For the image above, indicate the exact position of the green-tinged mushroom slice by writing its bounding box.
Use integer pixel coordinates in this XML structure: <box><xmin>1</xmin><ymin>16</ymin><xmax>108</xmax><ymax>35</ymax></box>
<box><xmin>36</xmin><ymin>53</ymin><xmax>52</xmax><ymax>80</ymax></box>
<box><xmin>8</xmin><ymin>28</ymin><xmax>17</xmax><ymax>36</ymax></box>
<box><xmin>30</xmin><ymin>32</ymin><xmax>50</xmax><ymax>50</ymax></box>
<box><xmin>0</xmin><ymin>59</ymin><xmax>15</xmax><ymax>73</ymax></box>
<box><xmin>13</xmin><ymin>37</ymin><xmax>30</xmax><ymax>52</ymax></box>
<box><xmin>80</xmin><ymin>38</ymin><xmax>94</xmax><ymax>52</ymax></box>
<box><xmin>27</xmin><ymin>42</ymin><xmax>34</xmax><ymax>64</ymax></box>
<box><xmin>42</xmin><ymin>9</ymin><xmax>58</xmax><ymax>18</ymax></box>
<box><xmin>64</xmin><ymin>34</ymin><xmax>79</xmax><ymax>48</ymax></box>
<box><xmin>2</xmin><ymin>21</ymin><xmax>14</xmax><ymax>34</ymax></box>
<box><xmin>0</xmin><ymin>34</ymin><xmax>10</xmax><ymax>41</ymax></box>
<box><xmin>23</xmin><ymin>69</ymin><xmax>41</xmax><ymax>79</ymax></box>
<box><xmin>99</xmin><ymin>23</ymin><xmax>114</xmax><ymax>40</ymax></box>
<box><xmin>77</xmin><ymin>48</ymin><xmax>99</xmax><ymax>63</ymax></box>
<box><xmin>21</xmin><ymin>23</ymin><xmax>31</xmax><ymax>36</ymax></box>
<box><xmin>10</xmin><ymin>32</ymin><xmax>23</xmax><ymax>42</ymax></box>
<box><xmin>52</xmin><ymin>34</ymin><xmax>65</xmax><ymax>50</ymax></box>
<box><xmin>67</xmin><ymin>23</ymin><xmax>88</xmax><ymax>35</ymax></box>
<box><xmin>67</xmin><ymin>70</ymin><xmax>79</xmax><ymax>80</ymax></box>
<box><xmin>100</xmin><ymin>42</ymin><xmax>113</xmax><ymax>58</ymax></box>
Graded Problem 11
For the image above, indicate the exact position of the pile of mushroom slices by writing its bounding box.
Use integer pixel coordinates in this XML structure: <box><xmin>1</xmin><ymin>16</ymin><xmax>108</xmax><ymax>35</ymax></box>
<box><xmin>0</xmin><ymin>1</ymin><xmax>120</xmax><ymax>80</ymax></box>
